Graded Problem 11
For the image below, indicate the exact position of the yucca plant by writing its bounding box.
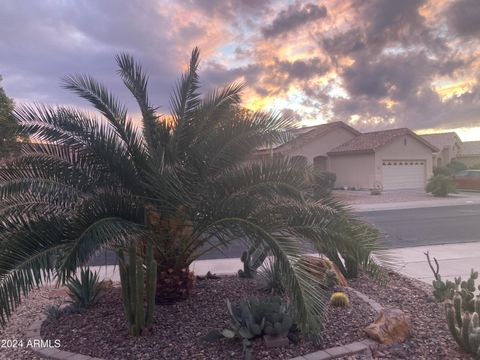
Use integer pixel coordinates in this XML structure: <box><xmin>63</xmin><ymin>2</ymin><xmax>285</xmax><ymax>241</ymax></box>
<box><xmin>66</xmin><ymin>267</ymin><xmax>104</xmax><ymax>308</ymax></box>
<box><xmin>0</xmin><ymin>48</ymin><xmax>381</xmax><ymax>340</ymax></box>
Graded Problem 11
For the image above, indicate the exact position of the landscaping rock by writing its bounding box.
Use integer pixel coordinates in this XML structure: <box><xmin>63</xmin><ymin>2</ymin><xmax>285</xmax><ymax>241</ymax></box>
<box><xmin>364</xmin><ymin>308</ymin><xmax>411</xmax><ymax>344</ymax></box>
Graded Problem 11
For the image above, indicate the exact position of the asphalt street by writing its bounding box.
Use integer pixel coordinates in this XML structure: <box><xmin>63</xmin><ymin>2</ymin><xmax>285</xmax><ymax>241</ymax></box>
<box><xmin>89</xmin><ymin>204</ymin><xmax>480</xmax><ymax>265</ymax></box>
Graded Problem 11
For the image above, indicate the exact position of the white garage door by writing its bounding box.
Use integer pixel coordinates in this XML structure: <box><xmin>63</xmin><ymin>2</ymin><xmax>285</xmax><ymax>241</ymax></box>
<box><xmin>382</xmin><ymin>160</ymin><xmax>426</xmax><ymax>190</ymax></box>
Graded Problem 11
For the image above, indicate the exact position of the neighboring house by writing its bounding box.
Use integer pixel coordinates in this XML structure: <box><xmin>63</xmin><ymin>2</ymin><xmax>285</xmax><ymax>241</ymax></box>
<box><xmin>458</xmin><ymin>141</ymin><xmax>480</xmax><ymax>167</ymax></box>
<box><xmin>253</xmin><ymin>121</ymin><xmax>360</xmax><ymax>171</ymax></box>
<box><xmin>327</xmin><ymin>129</ymin><xmax>438</xmax><ymax>190</ymax></box>
<box><xmin>419</xmin><ymin>132</ymin><xmax>462</xmax><ymax>167</ymax></box>
<box><xmin>254</xmin><ymin>122</ymin><xmax>439</xmax><ymax>190</ymax></box>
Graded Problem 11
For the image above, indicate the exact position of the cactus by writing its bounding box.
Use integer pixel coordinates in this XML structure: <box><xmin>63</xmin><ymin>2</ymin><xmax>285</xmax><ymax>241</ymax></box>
<box><xmin>446</xmin><ymin>292</ymin><xmax>480</xmax><ymax>357</ymax></box>
<box><xmin>426</xmin><ymin>252</ymin><xmax>477</xmax><ymax>310</ymax></box>
<box><xmin>118</xmin><ymin>241</ymin><xmax>158</xmax><ymax>336</ymax></box>
<box><xmin>203</xmin><ymin>296</ymin><xmax>294</xmax><ymax>359</ymax></box>
<box><xmin>238</xmin><ymin>245</ymin><xmax>268</xmax><ymax>278</ymax></box>
<box><xmin>330</xmin><ymin>291</ymin><xmax>350</xmax><ymax>307</ymax></box>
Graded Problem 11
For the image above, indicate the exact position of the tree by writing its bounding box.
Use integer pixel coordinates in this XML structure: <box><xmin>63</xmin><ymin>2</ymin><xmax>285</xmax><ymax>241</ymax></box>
<box><xmin>0</xmin><ymin>76</ymin><xmax>20</xmax><ymax>159</ymax></box>
<box><xmin>0</xmin><ymin>49</ymin><xmax>380</xmax><ymax>339</ymax></box>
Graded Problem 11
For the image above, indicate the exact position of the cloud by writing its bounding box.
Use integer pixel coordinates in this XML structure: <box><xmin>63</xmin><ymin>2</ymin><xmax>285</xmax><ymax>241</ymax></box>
<box><xmin>446</xmin><ymin>0</ymin><xmax>480</xmax><ymax>38</ymax></box>
<box><xmin>0</xmin><ymin>0</ymin><xmax>479</xmax><ymax>134</ymax></box>
<box><xmin>262</xmin><ymin>2</ymin><xmax>327</xmax><ymax>38</ymax></box>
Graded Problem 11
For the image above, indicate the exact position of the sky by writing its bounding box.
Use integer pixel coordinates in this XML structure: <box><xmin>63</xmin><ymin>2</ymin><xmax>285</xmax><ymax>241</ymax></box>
<box><xmin>1</xmin><ymin>0</ymin><xmax>479</xmax><ymax>140</ymax></box>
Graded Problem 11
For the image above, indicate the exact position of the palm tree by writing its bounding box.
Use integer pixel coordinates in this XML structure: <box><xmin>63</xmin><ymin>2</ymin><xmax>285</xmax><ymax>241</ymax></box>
<box><xmin>0</xmin><ymin>48</ymin><xmax>379</xmax><ymax>339</ymax></box>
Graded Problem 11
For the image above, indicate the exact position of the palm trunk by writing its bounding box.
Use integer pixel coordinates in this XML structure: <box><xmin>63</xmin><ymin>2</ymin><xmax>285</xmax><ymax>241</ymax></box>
<box><xmin>155</xmin><ymin>261</ymin><xmax>195</xmax><ymax>304</ymax></box>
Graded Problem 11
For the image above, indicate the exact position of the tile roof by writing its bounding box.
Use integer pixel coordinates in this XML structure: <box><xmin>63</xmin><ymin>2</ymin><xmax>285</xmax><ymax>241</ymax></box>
<box><xmin>256</xmin><ymin>121</ymin><xmax>360</xmax><ymax>153</ymax></box>
<box><xmin>420</xmin><ymin>132</ymin><xmax>461</xmax><ymax>150</ymax></box>
<box><xmin>328</xmin><ymin>128</ymin><xmax>438</xmax><ymax>155</ymax></box>
<box><xmin>459</xmin><ymin>141</ymin><xmax>480</xmax><ymax>156</ymax></box>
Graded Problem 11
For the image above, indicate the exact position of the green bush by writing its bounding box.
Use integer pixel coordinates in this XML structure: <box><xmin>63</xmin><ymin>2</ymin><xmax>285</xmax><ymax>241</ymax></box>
<box><xmin>311</xmin><ymin>170</ymin><xmax>336</xmax><ymax>197</ymax></box>
<box><xmin>426</xmin><ymin>175</ymin><xmax>456</xmax><ymax>197</ymax></box>
<box><xmin>469</xmin><ymin>163</ymin><xmax>480</xmax><ymax>170</ymax></box>
<box><xmin>433</xmin><ymin>166</ymin><xmax>454</xmax><ymax>176</ymax></box>
<box><xmin>446</xmin><ymin>160</ymin><xmax>467</xmax><ymax>173</ymax></box>
<box><xmin>66</xmin><ymin>268</ymin><xmax>104</xmax><ymax>308</ymax></box>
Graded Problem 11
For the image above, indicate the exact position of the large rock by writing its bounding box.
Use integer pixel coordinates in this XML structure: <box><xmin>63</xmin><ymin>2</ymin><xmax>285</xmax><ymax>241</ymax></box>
<box><xmin>298</xmin><ymin>255</ymin><xmax>348</xmax><ymax>286</ymax></box>
<box><xmin>364</xmin><ymin>308</ymin><xmax>411</xmax><ymax>344</ymax></box>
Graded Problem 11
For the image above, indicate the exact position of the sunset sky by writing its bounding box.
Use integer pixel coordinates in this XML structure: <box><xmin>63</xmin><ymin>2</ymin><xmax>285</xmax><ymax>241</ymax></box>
<box><xmin>1</xmin><ymin>0</ymin><xmax>479</xmax><ymax>140</ymax></box>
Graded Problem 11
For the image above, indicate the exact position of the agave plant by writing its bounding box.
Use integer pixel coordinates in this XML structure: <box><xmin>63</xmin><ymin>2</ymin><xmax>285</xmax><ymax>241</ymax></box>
<box><xmin>0</xmin><ymin>48</ymin><xmax>380</xmax><ymax>339</ymax></box>
<box><xmin>66</xmin><ymin>267</ymin><xmax>104</xmax><ymax>308</ymax></box>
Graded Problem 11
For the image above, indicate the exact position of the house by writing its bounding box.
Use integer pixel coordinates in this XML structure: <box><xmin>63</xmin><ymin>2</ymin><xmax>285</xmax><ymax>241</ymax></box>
<box><xmin>253</xmin><ymin>121</ymin><xmax>360</xmax><ymax>171</ymax></box>
<box><xmin>254</xmin><ymin>122</ymin><xmax>439</xmax><ymax>190</ymax></box>
<box><xmin>458</xmin><ymin>141</ymin><xmax>480</xmax><ymax>167</ymax></box>
<box><xmin>328</xmin><ymin>128</ymin><xmax>438</xmax><ymax>190</ymax></box>
<box><xmin>419</xmin><ymin>132</ymin><xmax>462</xmax><ymax>167</ymax></box>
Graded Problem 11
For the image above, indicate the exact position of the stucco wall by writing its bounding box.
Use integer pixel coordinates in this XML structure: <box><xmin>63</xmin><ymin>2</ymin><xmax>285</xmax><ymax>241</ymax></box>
<box><xmin>329</xmin><ymin>153</ymin><xmax>376</xmax><ymax>189</ymax></box>
<box><xmin>457</xmin><ymin>155</ymin><xmax>480</xmax><ymax>167</ymax></box>
<box><xmin>285</xmin><ymin>127</ymin><xmax>357</xmax><ymax>169</ymax></box>
<box><xmin>375</xmin><ymin>134</ymin><xmax>434</xmax><ymax>184</ymax></box>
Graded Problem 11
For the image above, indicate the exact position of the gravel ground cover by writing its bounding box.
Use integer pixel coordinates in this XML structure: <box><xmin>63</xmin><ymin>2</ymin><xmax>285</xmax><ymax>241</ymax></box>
<box><xmin>2</xmin><ymin>271</ymin><xmax>469</xmax><ymax>359</ymax></box>
<box><xmin>42</xmin><ymin>276</ymin><xmax>375</xmax><ymax>360</ymax></box>
<box><xmin>0</xmin><ymin>287</ymin><xmax>67</xmax><ymax>360</ymax></box>
<box><xmin>348</xmin><ymin>271</ymin><xmax>467</xmax><ymax>359</ymax></box>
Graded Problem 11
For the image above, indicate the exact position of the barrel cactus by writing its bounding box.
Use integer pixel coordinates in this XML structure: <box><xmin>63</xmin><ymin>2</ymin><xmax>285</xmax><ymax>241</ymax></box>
<box><xmin>330</xmin><ymin>291</ymin><xmax>349</xmax><ymax>308</ymax></box>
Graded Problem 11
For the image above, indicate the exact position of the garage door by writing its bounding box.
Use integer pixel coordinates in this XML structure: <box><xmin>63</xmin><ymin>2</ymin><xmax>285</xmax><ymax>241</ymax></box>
<box><xmin>382</xmin><ymin>160</ymin><xmax>425</xmax><ymax>190</ymax></box>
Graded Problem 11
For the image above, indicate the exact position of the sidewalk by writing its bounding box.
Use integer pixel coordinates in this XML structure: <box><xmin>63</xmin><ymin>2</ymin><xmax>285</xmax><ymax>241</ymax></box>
<box><xmin>89</xmin><ymin>241</ymin><xmax>480</xmax><ymax>285</ymax></box>
<box><xmin>379</xmin><ymin>241</ymin><xmax>480</xmax><ymax>284</ymax></box>
<box><xmin>352</xmin><ymin>192</ymin><xmax>480</xmax><ymax>212</ymax></box>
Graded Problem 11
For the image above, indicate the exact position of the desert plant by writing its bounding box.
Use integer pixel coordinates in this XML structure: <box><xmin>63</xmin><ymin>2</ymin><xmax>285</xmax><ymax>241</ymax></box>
<box><xmin>330</xmin><ymin>292</ymin><xmax>349</xmax><ymax>307</ymax></box>
<box><xmin>425</xmin><ymin>251</ymin><xmax>456</xmax><ymax>302</ymax></box>
<box><xmin>257</xmin><ymin>258</ymin><xmax>285</xmax><ymax>295</ymax></box>
<box><xmin>426</xmin><ymin>174</ymin><xmax>456</xmax><ymax>197</ymax></box>
<box><xmin>0</xmin><ymin>48</ymin><xmax>382</xmax><ymax>340</ymax></box>
<box><xmin>204</xmin><ymin>297</ymin><xmax>294</xmax><ymax>359</ymax></box>
<box><xmin>118</xmin><ymin>241</ymin><xmax>157</xmax><ymax>336</ymax></box>
<box><xmin>46</xmin><ymin>305</ymin><xmax>61</xmax><ymax>320</ymax></box>
<box><xmin>311</xmin><ymin>170</ymin><xmax>336</xmax><ymax>197</ymax></box>
<box><xmin>446</xmin><ymin>293</ymin><xmax>480</xmax><ymax>357</ymax></box>
<box><xmin>425</xmin><ymin>252</ymin><xmax>479</xmax><ymax>311</ymax></box>
<box><xmin>238</xmin><ymin>244</ymin><xmax>268</xmax><ymax>279</ymax></box>
<box><xmin>66</xmin><ymin>267</ymin><xmax>104</xmax><ymax>308</ymax></box>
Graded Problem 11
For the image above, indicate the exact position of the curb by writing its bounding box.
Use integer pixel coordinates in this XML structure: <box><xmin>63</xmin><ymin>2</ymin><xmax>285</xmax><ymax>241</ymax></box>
<box><xmin>290</xmin><ymin>339</ymin><xmax>377</xmax><ymax>360</ymax></box>
<box><xmin>25</xmin><ymin>311</ymin><xmax>104</xmax><ymax>360</ymax></box>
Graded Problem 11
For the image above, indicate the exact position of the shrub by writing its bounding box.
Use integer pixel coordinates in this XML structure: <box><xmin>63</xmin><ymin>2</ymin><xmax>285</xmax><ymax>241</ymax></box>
<box><xmin>257</xmin><ymin>258</ymin><xmax>285</xmax><ymax>295</ymax></box>
<box><xmin>447</xmin><ymin>160</ymin><xmax>467</xmax><ymax>173</ymax></box>
<box><xmin>66</xmin><ymin>268</ymin><xmax>104</xmax><ymax>308</ymax></box>
<box><xmin>433</xmin><ymin>166</ymin><xmax>454</xmax><ymax>176</ymax></box>
<box><xmin>470</xmin><ymin>163</ymin><xmax>480</xmax><ymax>170</ymax></box>
<box><xmin>311</xmin><ymin>170</ymin><xmax>336</xmax><ymax>197</ymax></box>
<box><xmin>425</xmin><ymin>175</ymin><xmax>456</xmax><ymax>197</ymax></box>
